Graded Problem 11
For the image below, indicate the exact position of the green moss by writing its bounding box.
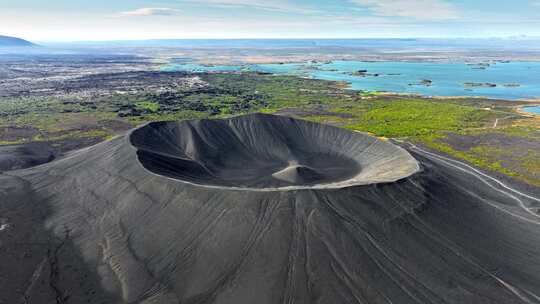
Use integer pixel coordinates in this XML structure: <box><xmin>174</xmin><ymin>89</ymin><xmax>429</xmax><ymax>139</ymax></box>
<box><xmin>33</xmin><ymin>129</ymin><xmax>112</xmax><ymax>142</ymax></box>
<box><xmin>492</xmin><ymin>126</ymin><xmax>539</xmax><ymax>139</ymax></box>
<box><xmin>343</xmin><ymin>99</ymin><xmax>492</xmax><ymax>138</ymax></box>
<box><xmin>358</xmin><ymin>90</ymin><xmax>384</xmax><ymax>97</ymax></box>
<box><xmin>0</xmin><ymin>139</ymin><xmax>28</xmax><ymax>145</ymax></box>
<box><xmin>303</xmin><ymin>115</ymin><xmax>354</xmax><ymax>126</ymax></box>
<box><xmin>127</xmin><ymin>110</ymin><xmax>209</xmax><ymax>124</ymax></box>
<box><xmin>135</xmin><ymin>101</ymin><xmax>160</xmax><ymax>113</ymax></box>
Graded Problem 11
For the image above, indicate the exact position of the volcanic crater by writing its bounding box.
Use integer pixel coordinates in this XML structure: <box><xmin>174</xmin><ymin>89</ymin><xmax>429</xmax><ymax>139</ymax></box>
<box><xmin>130</xmin><ymin>114</ymin><xmax>419</xmax><ymax>189</ymax></box>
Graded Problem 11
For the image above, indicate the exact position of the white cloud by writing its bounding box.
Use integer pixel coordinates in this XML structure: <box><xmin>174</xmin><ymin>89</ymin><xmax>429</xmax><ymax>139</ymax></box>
<box><xmin>119</xmin><ymin>8</ymin><xmax>181</xmax><ymax>17</ymax></box>
<box><xmin>180</xmin><ymin>0</ymin><xmax>316</xmax><ymax>13</ymax></box>
<box><xmin>350</xmin><ymin>0</ymin><xmax>459</xmax><ymax>21</ymax></box>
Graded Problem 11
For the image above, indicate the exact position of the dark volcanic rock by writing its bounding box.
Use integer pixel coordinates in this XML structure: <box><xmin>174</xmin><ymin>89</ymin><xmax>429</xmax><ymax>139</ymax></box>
<box><xmin>420</xmin><ymin>79</ymin><xmax>433</xmax><ymax>85</ymax></box>
<box><xmin>464</xmin><ymin>82</ymin><xmax>497</xmax><ymax>88</ymax></box>
<box><xmin>409</xmin><ymin>79</ymin><xmax>433</xmax><ymax>87</ymax></box>
<box><xmin>117</xmin><ymin>107</ymin><xmax>143</xmax><ymax>117</ymax></box>
<box><xmin>1</xmin><ymin>114</ymin><xmax>540</xmax><ymax>304</ymax></box>
<box><xmin>350</xmin><ymin>69</ymin><xmax>368</xmax><ymax>76</ymax></box>
<box><xmin>0</xmin><ymin>142</ymin><xmax>56</xmax><ymax>171</ymax></box>
<box><xmin>349</xmin><ymin>70</ymin><xmax>382</xmax><ymax>77</ymax></box>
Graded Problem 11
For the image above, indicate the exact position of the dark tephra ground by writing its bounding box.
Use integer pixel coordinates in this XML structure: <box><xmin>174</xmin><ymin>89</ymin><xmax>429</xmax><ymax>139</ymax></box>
<box><xmin>1</xmin><ymin>114</ymin><xmax>539</xmax><ymax>304</ymax></box>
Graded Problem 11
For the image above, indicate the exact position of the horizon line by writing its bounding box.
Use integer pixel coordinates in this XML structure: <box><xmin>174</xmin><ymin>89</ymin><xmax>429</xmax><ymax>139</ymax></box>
<box><xmin>29</xmin><ymin>36</ymin><xmax>540</xmax><ymax>44</ymax></box>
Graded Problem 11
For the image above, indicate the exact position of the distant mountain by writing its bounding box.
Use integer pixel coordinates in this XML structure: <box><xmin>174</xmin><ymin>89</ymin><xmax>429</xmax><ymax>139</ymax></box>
<box><xmin>0</xmin><ymin>35</ymin><xmax>35</xmax><ymax>47</ymax></box>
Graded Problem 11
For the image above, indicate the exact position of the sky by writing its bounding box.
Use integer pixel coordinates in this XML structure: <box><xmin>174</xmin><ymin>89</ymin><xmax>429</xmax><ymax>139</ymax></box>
<box><xmin>1</xmin><ymin>0</ymin><xmax>540</xmax><ymax>41</ymax></box>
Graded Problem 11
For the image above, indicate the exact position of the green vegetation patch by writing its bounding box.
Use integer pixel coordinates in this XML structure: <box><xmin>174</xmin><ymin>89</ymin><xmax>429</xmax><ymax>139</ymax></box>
<box><xmin>342</xmin><ymin>99</ymin><xmax>493</xmax><ymax>138</ymax></box>
<box><xmin>135</xmin><ymin>101</ymin><xmax>160</xmax><ymax>113</ymax></box>
<box><xmin>127</xmin><ymin>110</ymin><xmax>209</xmax><ymax>124</ymax></box>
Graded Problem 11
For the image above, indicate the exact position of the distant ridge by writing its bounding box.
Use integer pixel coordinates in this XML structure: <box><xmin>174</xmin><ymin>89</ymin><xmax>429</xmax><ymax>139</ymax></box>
<box><xmin>0</xmin><ymin>35</ymin><xmax>35</xmax><ymax>47</ymax></box>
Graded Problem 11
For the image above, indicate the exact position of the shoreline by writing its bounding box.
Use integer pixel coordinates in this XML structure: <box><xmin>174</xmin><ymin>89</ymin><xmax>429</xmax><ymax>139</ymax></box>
<box><xmin>161</xmin><ymin>60</ymin><xmax>540</xmax><ymax>103</ymax></box>
<box><xmin>516</xmin><ymin>104</ymin><xmax>540</xmax><ymax>117</ymax></box>
<box><xmin>192</xmin><ymin>56</ymin><xmax>540</xmax><ymax>66</ymax></box>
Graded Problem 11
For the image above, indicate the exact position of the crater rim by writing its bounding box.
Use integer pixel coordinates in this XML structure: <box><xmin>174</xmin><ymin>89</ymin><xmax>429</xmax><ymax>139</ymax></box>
<box><xmin>129</xmin><ymin>114</ymin><xmax>420</xmax><ymax>191</ymax></box>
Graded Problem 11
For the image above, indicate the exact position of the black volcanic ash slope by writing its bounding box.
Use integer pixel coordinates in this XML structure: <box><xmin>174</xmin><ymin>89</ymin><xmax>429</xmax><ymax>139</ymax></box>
<box><xmin>1</xmin><ymin>113</ymin><xmax>540</xmax><ymax>304</ymax></box>
<box><xmin>0</xmin><ymin>142</ymin><xmax>57</xmax><ymax>171</ymax></box>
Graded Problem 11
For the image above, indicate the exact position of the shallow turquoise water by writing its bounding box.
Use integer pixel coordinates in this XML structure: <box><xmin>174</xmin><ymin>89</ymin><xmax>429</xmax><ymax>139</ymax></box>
<box><xmin>162</xmin><ymin>60</ymin><xmax>540</xmax><ymax>100</ymax></box>
<box><xmin>522</xmin><ymin>106</ymin><xmax>540</xmax><ymax>114</ymax></box>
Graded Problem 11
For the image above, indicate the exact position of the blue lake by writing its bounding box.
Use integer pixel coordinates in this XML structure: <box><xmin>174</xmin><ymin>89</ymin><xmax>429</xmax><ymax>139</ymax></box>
<box><xmin>522</xmin><ymin>106</ymin><xmax>540</xmax><ymax>114</ymax></box>
<box><xmin>162</xmin><ymin>61</ymin><xmax>540</xmax><ymax>100</ymax></box>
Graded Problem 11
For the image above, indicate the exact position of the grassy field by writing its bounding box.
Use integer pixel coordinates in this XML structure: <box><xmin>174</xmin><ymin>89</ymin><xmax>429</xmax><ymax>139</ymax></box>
<box><xmin>1</xmin><ymin>72</ymin><xmax>538</xmax><ymax>186</ymax></box>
